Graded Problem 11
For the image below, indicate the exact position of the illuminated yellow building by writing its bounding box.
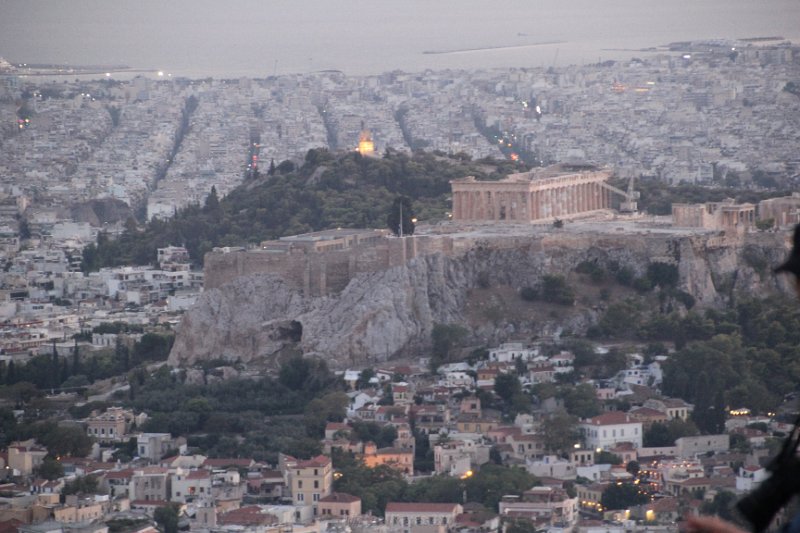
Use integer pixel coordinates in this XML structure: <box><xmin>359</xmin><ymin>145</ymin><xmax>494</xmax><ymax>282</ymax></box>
<box><xmin>357</xmin><ymin>129</ymin><xmax>375</xmax><ymax>157</ymax></box>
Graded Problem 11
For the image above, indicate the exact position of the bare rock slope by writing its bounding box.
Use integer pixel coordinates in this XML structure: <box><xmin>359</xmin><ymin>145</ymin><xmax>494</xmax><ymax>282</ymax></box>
<box><xmin>168</xmin><ymin>231</ymin><xmax>789</xmax><ymax>368</ymax></box>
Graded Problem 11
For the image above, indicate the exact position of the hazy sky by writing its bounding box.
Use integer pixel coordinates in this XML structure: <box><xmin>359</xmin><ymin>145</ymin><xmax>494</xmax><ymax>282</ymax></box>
<box><xmin>2</xmin><ymin>0</ymin><xmax>799</xmax><ymax>75</ymax></box>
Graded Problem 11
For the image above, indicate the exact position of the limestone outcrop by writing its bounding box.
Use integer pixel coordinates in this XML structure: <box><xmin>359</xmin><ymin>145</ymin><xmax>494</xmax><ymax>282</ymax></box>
<box><xmin>168</xmin><ymin>230</ymin><xmax>791</xmax><ymax>369</ymax></box>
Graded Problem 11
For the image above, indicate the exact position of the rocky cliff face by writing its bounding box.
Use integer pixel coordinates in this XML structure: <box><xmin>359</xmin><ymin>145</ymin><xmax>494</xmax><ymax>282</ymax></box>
<box><xmin>168</xmin><ymin>230</ymin><xmax>791</xmax><ymax>368</ymax></box>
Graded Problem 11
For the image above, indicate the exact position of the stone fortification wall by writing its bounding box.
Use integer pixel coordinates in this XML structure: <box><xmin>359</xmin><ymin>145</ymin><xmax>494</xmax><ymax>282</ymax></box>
<box><xmin>171</xmin><ymin>228</ymin><xmax>792</xmax><ymax>369</ymax></box>
<box><xmin>672</xmin><ymin>204</ymin><xmax>713</xmax><ymax>228</ymax></box>
<box><xmin>759</xmin><ymin>194</ymin><xmax>800</xmax><ymax>228</ymax></box>
<box><xmin>205</xmin><ymin>234</ymin><xmax>455</xmax><ymax>295</ymax></box>
<box><xmin>672</xmin><ymin>201</ymin><xmax>755</xmax><ymax>231</ymax></box>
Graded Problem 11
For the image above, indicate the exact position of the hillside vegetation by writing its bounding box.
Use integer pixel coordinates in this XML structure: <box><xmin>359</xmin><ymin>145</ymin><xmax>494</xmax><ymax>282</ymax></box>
<box><xmin>81</xmin><ymin>150</ymin><xmax>524</xmax><ymax>270</ymax></box>
<box><xmin>81</xmin><ymin>148</ymin><xmax>790</xmax><ymax>271</ymax></box>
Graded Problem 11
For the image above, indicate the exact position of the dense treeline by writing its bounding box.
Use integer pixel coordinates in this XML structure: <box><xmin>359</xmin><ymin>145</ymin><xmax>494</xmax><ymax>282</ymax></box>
<box><xmin>655</xmin><ymin>296</ymin><xmax>800</xmax><ymax>430</ymax></box>
<box><xmin>82</xmin><ymin>150</ymin><xmax>524</xmax><ymax>270</ymax></box>
<box><xmin>101</xmin><ymin>355</ymin><xmax>347</xmax><ymax>462</ymax></box>
<box><xmin>0</xmin><ymin>332</ymin><xmax>173</xmax><ymax>393</ymax></box>
<box><xmin>0</xmin><ymin>412</ymin><xmax>92</xmax><ymax>458</ymax></box>
<box><xmin>332</xmin><ymin>450</ymin><xmax>539</xmax><ymax>515</ymax></box>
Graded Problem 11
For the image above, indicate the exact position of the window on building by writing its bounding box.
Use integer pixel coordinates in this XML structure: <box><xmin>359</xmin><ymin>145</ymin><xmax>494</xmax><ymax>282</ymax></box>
<box><xmin>298</xmin><ymin>494</ymin><xmax>304</xmax><ymax>502</ymax></box>
<box><xmin>314</xmin><ymin>480</ymin><xmax>319</xmax><ymax>489</ymax></box>
<box><xmin>298</xmin><ymin>481</ymin><xmax>303</xmax><ymax>489</ymax></box>
<box><xmin>313</xmin><ymin>494</ymin><xmax>319</xmax><ymax>502</ymax></box>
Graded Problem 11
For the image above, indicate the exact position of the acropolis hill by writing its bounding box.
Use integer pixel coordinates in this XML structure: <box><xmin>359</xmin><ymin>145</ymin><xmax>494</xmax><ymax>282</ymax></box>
<box><xmin>171</xmin><ymin>211</ymin><xmax>792</xmax><ymax>368</ymax></box>
<box><xmin>203</xmin><ymin>165</ymin><xmax>643</xmax><ymax>296</ymax></box>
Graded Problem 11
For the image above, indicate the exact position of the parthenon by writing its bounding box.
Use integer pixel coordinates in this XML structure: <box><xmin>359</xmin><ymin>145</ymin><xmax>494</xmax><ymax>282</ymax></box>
<box><xmin>450</xmin><ymin>164</ymin><xmax>614</xmax><ymax>222</ymax></box>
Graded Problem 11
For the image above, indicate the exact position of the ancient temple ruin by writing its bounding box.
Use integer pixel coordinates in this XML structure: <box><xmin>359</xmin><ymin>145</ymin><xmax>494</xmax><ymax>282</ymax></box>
<box><xmin>672</xmin><ymin>199</ymin><xmax>756</xmax><ymax>231</ymax></box>
<box><xmin>449</xmin><ymin>164</ymin><xmax>618</xmax><ymax>222</ymax></box>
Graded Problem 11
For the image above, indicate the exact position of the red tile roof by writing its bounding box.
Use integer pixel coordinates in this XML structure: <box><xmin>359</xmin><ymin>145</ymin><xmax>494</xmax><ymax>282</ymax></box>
<box><xmin>218</xmin><ymin>506</ymin><xmax>278</xmax><ymax>526</ymax></box>
<box><xmin>296</xmin><ymin>455</ymin><xmax>331</xmax><ymax>468</ymax></box>
<box><xmin>105</xmin><ymin>469</ymin><xmax>134</xmax><ymax>480</ymax></box>
<box><xmin>386</xmin><ymin>502</ymin><xmax>460</xmax><ymax>513</ymax></box>
<box><xmin>0</xmin><ymin>519</ymin><xmax>23</xmax><ymax>533</ymax></box>
<box><xmin>584</xmin><ymin>411</ymin><xmax>636</xmax><ymax>426</ymax></box>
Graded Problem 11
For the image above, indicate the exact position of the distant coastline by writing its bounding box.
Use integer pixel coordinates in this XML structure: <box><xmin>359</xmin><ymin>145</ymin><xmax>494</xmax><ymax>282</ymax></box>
<box><xmin>423</xmin><ymin>41</ymin><xmax>565</xmax><ymax>55</ymax></box>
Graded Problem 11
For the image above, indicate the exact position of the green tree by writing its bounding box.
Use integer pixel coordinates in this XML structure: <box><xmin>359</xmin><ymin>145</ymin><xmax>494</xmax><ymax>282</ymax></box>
<box><xmin>541</xmin><ymin>410</ymin><xmax>579</xmax><ymax>453</ymax></box>
<box><xmin>154</xmin><ymin>504</ymin><xmax>180</xmax><ymax>533</ymax></box>
<box><xmin>276</xmin><ymin>160</ymin><xmax>296</xmax><ymax>174</ymax></box>
<box><xmin>464</xmin><ymin>464</ymin><xmax>538</xmax><ymax>510</ymax></box>
<box><xmin>404</xmin><ymin>475</ymin><xmax>463</xmax><ymax>503</ymax></box>
<box><xmin>494</xmin><ymin>374</ymin><xmax>522</xmax><ymax>405</ymax></box>
<box><xmin>304</xmin><ymin>391</ymin><xmax>348</xmax><ymax>438</ymax></box>
<box><xmin>334</xmin><ymin>462</ymin><xmax>407</xmax><ymax>516</ymax></box>
<box><xmin>595</xmin><ymin>451</ymin><xmax>622</xmax><ymax>465</ymax></box>
<box><xmin>36</xmin><ymin>457</ymin><xmax>64</xmax><ymax>480</ymax></box>
<box><xmin>204</xmin><ymin>186</ymin><xmax>221</xmax><ymax>217</ymax></box>
<box><xmin>560</xmin><ymin>383</ymin><xmax>600</xmax><ymax>419</ymax></box>
<box><xmin>24</xmin><ymin>422</ymin><xmax>93</xmax><ymax>458</ymax></box>
<box><xmin>647</xmin><ymin>262</ymin><xmax>679</xmax><ymax>288</ymax></box>
<box><xmin>278</xmin><ymin>355</ymin><xmax>337</xmax><ymax>394</ymax></box>
<box><xmin>132</xmin><ymin>333</ymin><xmax>174</xmax><ymax>365</ymax></box>
<box><xmin>700</xmin><ymin>491</ymin><xmax>741</xmax><ymax>522</ymax></box>
<box><xmin>563</xmin><ymin>339</ymin><xmax>596</xmax><ymax>367</ymax></box>
<box><xmin>386</xmin><ymin>196</ymin><xmax>416</xmax><ymax>236</ymax></box>
<box><xmin>643</xmin><ymin>419</ymin><xmax>699</xmax><ymax>447</ymax></box>
<box><xmin>540</xmin><ymin>275</ymin><xmax>575</xmax><ymax>305</ymax></box>
<box><xmin>62</xmin><ymin>475</ymin><xmax>99</xmax><ymax>495</ymax></box>
<box><xmin>601</xmin><ymin>483</ymin><xmax>648</xmax><ymax>510</ymax></box>
<box><xmin>595</xmin><ymin>300</ymin><xmax>642</xmax><ymax>338</ymax></box>
<box><xmin>352</xmin><ymin>421</ymin><xmax>397</xmax><ymax>449</ymax></box>
<box><xmin>356</xmin><ymin>368</ymin><xmax>375</xmax><ymax>389</ymax></box>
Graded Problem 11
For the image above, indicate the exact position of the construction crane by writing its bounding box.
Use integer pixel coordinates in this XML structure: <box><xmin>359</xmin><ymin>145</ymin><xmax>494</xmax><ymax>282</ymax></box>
<box><xmin>600</xmin><ymin>176</ymin><xmax>640</xmax><ymax>213</ymax></box>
